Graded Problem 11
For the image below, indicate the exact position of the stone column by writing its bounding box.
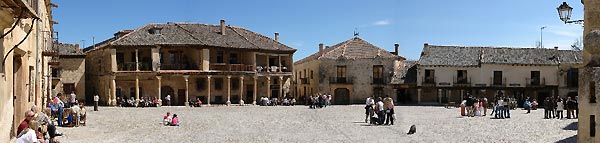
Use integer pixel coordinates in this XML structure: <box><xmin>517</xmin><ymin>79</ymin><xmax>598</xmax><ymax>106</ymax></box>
<box><xmin>438</xmin><ymin>89</ymin><xmax>442</xmax><ymax>104</ymax></box>
<box><xmin>253</xmin><ymin>76</ymin><xmax>258</xmax><ymax>105</ymax></box>
<box><xmin>267</xmin><ymin>76</ymin><xmax>271</xmax><ymax>98</ymax></box>
<box><xmin>279</xmin><ymin>76</ymin><xmax>284</xmax><ymax>98</ymax></box>
<box><xmin>111</xmin><ymin>76</ymin><xmax>117</xmax><ymax>106</ymax></box>
<box><xmin>135</xmin><ymin>49</ymin><xmax>139</xmax><ymax>71</ymax></box>
<box><xmin>207</xmin><ymin>75</ymin><xmax>212</xmax><ymax>106</ymax></box>
<box><xmin>202</xmin><ymin>49</ymin><xmax>210</xmax><ymax>71</ymax></box>
<box><xmin>152</xmin><ymin>46</ymin><xmax>160</xmax><ymax>71</ymax></box>
<box><xmin>135</xmin><ymin>75</ymin><xmax>140</xmax><ymax>105</ymax></box>
<box><xmin>184</xmin><ymin>75</ymin><xmax>190</xmax><ymax>107</ymax></box>
<box><xmin>110</xmin><ymin>49</ymin><xmax>117</xmax><ymax>71</ymax></box>
<box><xmin>417</xmin><ymin>88</ymin><xmax>422</xmax><ymax>104</ymax></box>
<box><xmin>156</xmin><ymin>76</ymin><xmax>162</xmax><ymax>106</ymax></box>
<box><xmin>579</xmin><ymin>1</ymin><xmax>600</xmax><ymax>141</ymax></box>
<box><xmin>448</xmin><ymin>90</ymin><xmax>452</xmax><ymax>102</ymax></box>
<box><xmin>278</xmin><ymin>55</ymin><xmax>282</xmax><ymax>72</ymax></box>
<box><xmin>240</xmin><ymin>76</ymin><xmax>244</xmax><ymax>105</ymax></box>
<box><xmin>226</xmin><ymin>76</ymin><xmax>232</xmax><ymax>106</ymax></box>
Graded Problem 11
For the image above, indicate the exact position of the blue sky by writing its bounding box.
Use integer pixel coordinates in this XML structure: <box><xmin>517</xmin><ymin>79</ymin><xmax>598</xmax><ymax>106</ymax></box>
<box><xmin>53</xmin><ymin>0</ymin><xmax>584</xmax><ymax>61</ymax></box>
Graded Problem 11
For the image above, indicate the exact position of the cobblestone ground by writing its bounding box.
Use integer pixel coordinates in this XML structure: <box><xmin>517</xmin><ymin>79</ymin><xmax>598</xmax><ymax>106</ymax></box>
<box><xmin>55</xmin><ymin>106</ymin><xmax>577</xmax><ymax>143</ymax></box>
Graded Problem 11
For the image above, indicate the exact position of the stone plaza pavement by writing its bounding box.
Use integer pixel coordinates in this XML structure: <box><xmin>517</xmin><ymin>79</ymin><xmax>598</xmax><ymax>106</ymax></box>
<box><xmin>56</xmin><ymin>105</ymin><xmax>577</xmax><ymax>143</ymax></box>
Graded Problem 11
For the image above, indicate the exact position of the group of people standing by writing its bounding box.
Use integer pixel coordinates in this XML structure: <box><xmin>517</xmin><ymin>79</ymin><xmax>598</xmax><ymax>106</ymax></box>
<box><xmin>543</xmin><ymin>96</ymin><xmax>578</xmax><ymax>119</ymax></box>
<box><xmin>308</xmin><ymin>93</ymin><xmax>331</xmax><ymax>109</ymax></box>
<box><xmin>462</xmin><ymin>95</ymin><xmax>488</xmax><ymax>117</ymax></box>
<box><xmin>364</xmin><ymin>96</ymin><xmax>395</xmax><ymax>125</ymax></box>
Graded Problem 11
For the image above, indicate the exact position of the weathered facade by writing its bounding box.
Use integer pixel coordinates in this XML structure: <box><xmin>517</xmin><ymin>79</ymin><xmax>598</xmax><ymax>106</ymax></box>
<box><xmin>409</xmin><ymin>44</ymin><xmax>582</xmax><ymax>106</ymax></box>
<box><xmin>85</xmin><ymin>20</ymin><xmax>295</xmax><ymax>106</ymax></box>
<box><xmin>51</xmin><ymin>42</ymin><xmax>85</xmax><ymax>102</ymax></box>
<box><xmin>293</xmin><ymin>37</ymin><xmax>405</xmax><ymax>104</ymax></box>
<box><xmin>578</xmin><ymin>0</ymin><xmax>600</xmax><ymax>141</ymax></box>
<box><xmin>0</xmin><ymin>0</ymin><xmax>56</xmax><ymax>142</ymax></box>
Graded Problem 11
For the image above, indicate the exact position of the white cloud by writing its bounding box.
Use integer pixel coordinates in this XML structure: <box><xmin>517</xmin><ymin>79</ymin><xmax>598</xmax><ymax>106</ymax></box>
<box><xmin>292</xmin><ymin>41</ymin><xmax>304</xmax><ymax>47</ymax></box>
<box><xmin>550</xmin><ymin>30</ymin><xmax>580</xmax><ymax>38</ymax></box>
<box><xmin>373</xmin><ymin>19</ymin><xmax>391</xmax><ymax>26</ymax></box>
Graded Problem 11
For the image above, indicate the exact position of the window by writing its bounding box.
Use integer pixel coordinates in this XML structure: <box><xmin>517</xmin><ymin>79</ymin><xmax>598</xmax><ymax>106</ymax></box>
<box><xmin>374</xmin><ymin>87</ymin><xmax>384</xmax><ymax>99</ymax></box>
<box><xmin>159</xmin><ymin>52</ymin><xmax>163</xmax><ymax>63</ymax></box>
<box><xmin>337</xmin><ymin>66</ymin><xmax>347</xmax><ymax>83</ymax></box>
<box><xmin>591</xmin><ymin>82</ymin><xmax>597</xmax><ymax>103</ymax></box>
<box><xmin>373</xmin><ymin>65</ymin><xmax>384</xmax><ymax>84</ymax></box>
<box><xmin>303</xmin><ymin>69</ymin><xmax>306</xmax><ymax>78</ymax></box>
<box><xmin>592</xmin><ymin>115</ymin><xmax>597</xmax><ymax>137</ymax></box>
<box><xmin>310</xmin><ymin>70</ymin><xmax>314</xmax><ymax>79</ymax></box>
<box><xmin>567</xmin><ymin>68</ymin><xmax>579</xmax><ymax>87</ymax></box>
<box><xmin>424</xmin><ymin>69</ymin><xmax>435</xmax><ymax>83</ymax></box>
<box><xmin>51</xmin><ymin>68</ymin><xmax>59</xmax><ymax>77</ymax></box>
<box><xmin>215</xmin><ymin>78</ymin><xmax>223</xmax><ymax>90</ymax></box>
<box><xmin>530</xmin><ymin>71</ymin><xmax>541</xmax><ymax>85</ymax></box>
<box><xmin>493</xmin><ymin>71</ymin><xmax>502</xmax><ymax>85</ymax></box>
<box><xmin>149</xmin><ymin>28</ymin><xmax>161</xmax><ymax>35</ymax></box>
<box><xmin>373</xmin><ymin>65</ymin><xmax>383</xmax><ymax>78</ymax></box>
<box><xmin>216</xmin><ymin>51</ymin><xmax>224</xmax><ymax>63</ymax></box>
<box><xmin>457</xmin><ymin>70</ymin><xmax>467</xmax><ymax>83</ymax></box>
<box><xmin>196</xmin><ymin>78</ymin><xmax>207</xmax><ymax>91</ymax></box>
<box><xmin>229</xmin><ymin>53</ymin><xmax>239</xmax><ymax>64</ymax></box>
<box><xmin>337</xmin><ymin>66</ymin><xmax>346</xmax><ymax>78</ymax></box>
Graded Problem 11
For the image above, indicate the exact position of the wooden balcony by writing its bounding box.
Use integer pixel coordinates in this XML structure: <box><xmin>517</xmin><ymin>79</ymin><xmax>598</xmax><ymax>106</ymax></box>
<box><xmin>526</xmin><ymin>78</ymin><xmax>546</xmax><ymax>87</ymax></box>
<box><xmin>1</xmin><ymin>0</ymin><xmax>39</xmax><ymax>18</ymax></box>
<box><xmin>490</xmin><ymin>77</ymin><xmax>507</xmax><ymax>87</ymax></box>
<box><xmin>117</xmin><ymin>62</ymin><xmax>152</xmax><ymax>71</ymax></box>
<box><xmin>453</xmin><ymin>77</ymin><xmax>471</xmax><ymax>87</ymax></box>
<box><xmin>422</xmin><ymin>76</ymin><xmax>436</xmax><ymax>87</ymax></box>
<box><xmin>209</xmin><ymin>63</ymin><xmax>254</xmax><ymax>72</ymax></box>
<box><xmin>300</xmin><ymin>78</ymin><xmax>309</xmax><ymax>84</ymax></box>
<box><xmin>256</xmin><ymin>65</ymin><xmax>289</xmax><ymax>73</ymax></box>
<box><xmin>330</xmin><ymin>77</ymin><xmax>352</xmax><ymax>84</ymax></box>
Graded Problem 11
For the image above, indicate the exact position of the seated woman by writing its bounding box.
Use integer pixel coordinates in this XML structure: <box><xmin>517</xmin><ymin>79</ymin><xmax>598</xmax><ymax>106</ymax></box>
<box><xmin>170</xmin><ymin>114</ymin><xmax>180</xmax><ymax>126</ymax></box>
<box><xmin>282</xmin><ymin>98</ymin><xmax>289</xmax><ymax>106</ymax></box>
<box><xmin>195</xmin><ymin>98</ymin><xmax>202</xmax><ymax>107</ymax></box>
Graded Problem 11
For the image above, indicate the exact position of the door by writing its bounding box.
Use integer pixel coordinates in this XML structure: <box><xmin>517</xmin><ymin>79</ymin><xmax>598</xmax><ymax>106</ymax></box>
<box><xmin>63</xmin><ymin>83</ymin><xmax>75</xmax><ymax>95</ymax></box>
<box><xmin>334</xmin><ymin>88</ymin><xmax>350</xmax><ymax>105</ymax></box>
<box><xmin>537</xmin><ymin>92</ymin><xmax>550</xmax><ymax>107</ymax></box>
<box><xmin>177</xmin><ymin>89</ymin><xmax>186</xmax><ymax>106</ymax></box>
<box><xmin>160</xmin><ymin>86</ymin><xmax>174</xmax><ymax>105</ymax></box>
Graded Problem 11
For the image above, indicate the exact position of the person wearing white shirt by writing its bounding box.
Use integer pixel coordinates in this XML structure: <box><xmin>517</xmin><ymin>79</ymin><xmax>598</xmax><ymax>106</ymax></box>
<box><xmin>94</xmin><ymin>95</ymin><xmax>100</xmax><ymax>111</ymax></box>
<box><xmin>165</xmin><ymin>95</ymin><xmax>171</xmax><ymax>106</ymax></box>
<box><xmin>376</xmin><ymin>97</ymin><xmax>385</xmax><ymax>125</ymax></box>
<box><xmin>496</xmin><ymin>98</ymin><xmax>504</xmax><ymax>119</ymax></box>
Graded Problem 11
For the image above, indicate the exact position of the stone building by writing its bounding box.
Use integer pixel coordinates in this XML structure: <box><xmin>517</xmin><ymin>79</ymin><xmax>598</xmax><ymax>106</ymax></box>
<box><xmin>0</xmin><ymin>0</ymin><xmax>57</xmax><ymax>142</ymax></box>
<box><xmin>390</xmin><ymin>60</ymin><xmax>418</xmax><ymax>104</ymax></box>
<box><xmin>51</xmin><ymin>42</ymin><xmax>85</xmax><ymax>102</ymax></box>
<box><xmin>84</xmin><ymin>20</ymin><xmax>295</xmax><ymax>106</ymax></box>
<box><xmin>577</xmin><ymin>0</ymin><xmax>600</xmax><ymax>141</ymax></box>
<box><xmin>293</xmin><ymin>37</ymin><xmax>405</xmax><ymax>104</ymax></box>
<box><xmin>414</xmin><ymin>44</ymin><xmax>582</xmax><ymax>106</ymax></box>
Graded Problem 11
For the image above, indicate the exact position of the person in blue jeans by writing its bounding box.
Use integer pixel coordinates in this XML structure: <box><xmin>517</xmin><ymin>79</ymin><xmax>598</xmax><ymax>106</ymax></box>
<box><xmin>57</xmin><ymin>106</ymin><xmax>63</xmax><ymax>126</ymax></box>
<box><xmin>503</xmin><ymin>97</ymin><xmax>510</xmax><ymax>118</ymax></box>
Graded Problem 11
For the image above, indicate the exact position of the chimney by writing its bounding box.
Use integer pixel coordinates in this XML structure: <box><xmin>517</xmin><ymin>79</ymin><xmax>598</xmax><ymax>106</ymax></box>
<box><xmin>319</xmin><ymin>43</ymin><xmax>324</xmax><ymax>52</ymax></box>
<box><xmin>220</xmin><ymin>19</ymin><xmax>226</xmax><ymax>35</ymax></box>
<box><xmin>423</xmin><ymin>43</ymin><xmax>429</xmax><ymax>55</ymax></box>
<box><xmin>274</xmin><ymin>32</ymin><xmax>279</xmax><ymax>42</ymax></box>
<box><xmin>394</xmin><ymin>43</ymin><xmax>399</xmax><ymax>55</ymax></box>
<box><xmin>554</xmin><ymin>46</ymin><xmax>559</xmax><ymax>50</ymax></box>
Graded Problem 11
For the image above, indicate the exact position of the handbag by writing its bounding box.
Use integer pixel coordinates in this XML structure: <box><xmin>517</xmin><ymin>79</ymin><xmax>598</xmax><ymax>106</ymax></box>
<box><xmin>386</xmin><ymin>109</ymin><xmax>390</xmax><ymax>113</ymax></box>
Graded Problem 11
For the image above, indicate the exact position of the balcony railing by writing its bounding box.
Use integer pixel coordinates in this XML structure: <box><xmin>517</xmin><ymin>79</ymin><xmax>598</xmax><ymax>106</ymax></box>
<box><xmin>210</xmin><ymin>63</ymin><xmax>254</xmax><ymax>72</ymax></box>
<box><xmin>160</xmin><ymin>63</ymin><xmax>198</xmax><ymax>70</ymax></box>
<box><xmin>423</xmin><ymin>76</ymin><xmax>436</xmax><ymax>84</ymax></box>
<box><xmin>372</xmin><ymin>77</ymin><xmax>386</xmax><ymax>84</ymax></box>
<box><xmin>256</xmin><ymin>65</ymin><xmax>289</xmax><ymax>73</ymax></box>
<box><xmin>526</xmin><ymin>78</ymin><xmax>546</xmax><ymax>87</ymax></box>
<box><xmin>490</xmin><ymin>77</ymin><xmax>507</xmax><ymax>87</ymax></box>
<box><xmin>117</xmin><ymin>62</ymin><xmax>152</xmax><ymax>71</ymax></box>
<box><xmin>48</xmin><ymin>56</ymin><xmax>59</xmax><ymax>66</ymax></box>
<box><xmin>330</xmin><ymin>77</ymin><xmax>352</xmax><ymax>84</ymax></box>
<box><xmin>453</xmin><ymin>76</ymin><xmax>471</xmax><ymax>86</ymax></box>
<box><xmin>2</xmin><ymin>0</ymin><xmax>39</xmax><ymax>18</ymax></box>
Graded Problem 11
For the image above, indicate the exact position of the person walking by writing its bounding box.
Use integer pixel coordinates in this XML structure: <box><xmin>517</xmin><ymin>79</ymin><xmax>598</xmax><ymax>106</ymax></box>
<box><xmin>93</xmin><ymin>94</ymin><xmax>99</xmax><ymax>111</ymax></box>
<box><xmin>503</xmin><ymin>96</ymin><xmax>510</xmax><ymax>118</ymax></box>
<box><xmin>365</xmin><ymin>96</ymin><xmax>374</xmax><ymax>123</ymax></box>
<box><xmin>165</xmin><ymin>94</ymin><xmax>171</xmax><ymax>106</ymax></box>
<box><xmin>384</xmin><ymin>96</ymin><xmax>394</xmax><ymax>125</ymax></box>
<box><xmin>466</xmin><ymin>96</ymin><xmax>475</xmax><ymax>117</ymax></box>
<box><xmin>544</xmin><ymin>97</ymin><xmax>552</xmax><ymax>119</ymax></box>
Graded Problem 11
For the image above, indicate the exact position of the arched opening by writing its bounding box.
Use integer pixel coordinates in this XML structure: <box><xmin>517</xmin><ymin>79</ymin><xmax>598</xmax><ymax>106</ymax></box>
<box><xmin>334</xmin><ymin>88</ymin><xmax>350</xmax><ymax>105</ymax></box>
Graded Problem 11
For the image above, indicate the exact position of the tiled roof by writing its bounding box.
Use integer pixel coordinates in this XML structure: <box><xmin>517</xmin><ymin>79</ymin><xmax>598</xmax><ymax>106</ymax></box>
<box><xmin>557</xmin><ymin>50</ymin><xmax>583</xmax><ymax>64</ymax></box>
<box><xmin>294</xmin><ymin>37</ymin><xmax>404</xmax><ymax>64</ymax></box>
<box><xmin>105</xmin><ymin>22</ymin><xmax>295</xmax><ymax>52</ymax></box>
<box><xmin>418</xmin><ymin>45</ymin><xmax>583</xmax><ymax>66</ymax></box>
<box><xmin>55</xmin><ymin>42</ymin><xmax>85</xmax><ymax>56</ymax></box>
<box><xmin>390</xmin><ymin>60</ymin><xmax>417</xmax><ymax>84</ymax></box>
<box><xmin>418</xmin><ymin>45</ymin><xmax>481</xmax><ymax>67</ymax></box>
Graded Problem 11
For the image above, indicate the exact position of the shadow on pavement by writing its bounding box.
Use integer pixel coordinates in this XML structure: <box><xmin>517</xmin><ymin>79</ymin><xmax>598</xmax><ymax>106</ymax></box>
<box><xmin>555</xmin><ymin>135</ymin><xmax>576</xmax><ymax>143</ymax></box>
<box><xmin>563</xmin><ymin>122</ymin><xmax>577</xmax><ymax>131</ymax></box>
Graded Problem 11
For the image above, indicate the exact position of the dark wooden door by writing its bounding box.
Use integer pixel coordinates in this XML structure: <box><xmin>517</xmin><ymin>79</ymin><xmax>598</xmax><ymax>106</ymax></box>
<box><xmin>177</xmin><ymin>89</ymin><xmax>186</xmax><ymax>106</ymax></box>
<box><xmin>334</xmin><ymin>88</ymin><xmax>350</xmax><ymax>105</ymax></box>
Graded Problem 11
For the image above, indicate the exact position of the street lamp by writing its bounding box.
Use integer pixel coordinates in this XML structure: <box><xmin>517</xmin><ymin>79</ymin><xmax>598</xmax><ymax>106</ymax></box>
<box><xmin>557</xmin><ymin>2</ymin><xmax>584</xmax><ymax>24</ymax></box>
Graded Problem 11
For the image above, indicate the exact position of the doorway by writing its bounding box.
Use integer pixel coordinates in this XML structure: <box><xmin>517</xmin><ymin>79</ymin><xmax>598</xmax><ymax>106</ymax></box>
<box><xmin>160</xmin><ymin>86</ymin><xmax>174</xmax><ymax>105</ymax></box>
<box><xmin>177</xmin><ymin>89</ymin><xmax>186</xmax><ymax>106</ymax></box>
<box><xmin>334</xmin><ymin>88</ymin><xmax>350</xmax><ymax>105</ymax></box>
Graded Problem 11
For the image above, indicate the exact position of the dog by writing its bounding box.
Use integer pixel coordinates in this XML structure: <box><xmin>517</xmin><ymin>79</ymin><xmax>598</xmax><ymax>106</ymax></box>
<box><xmin>407</xmin><ymin>125</ymin><xmax>416</xmax><ymax>135</ymax></box>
